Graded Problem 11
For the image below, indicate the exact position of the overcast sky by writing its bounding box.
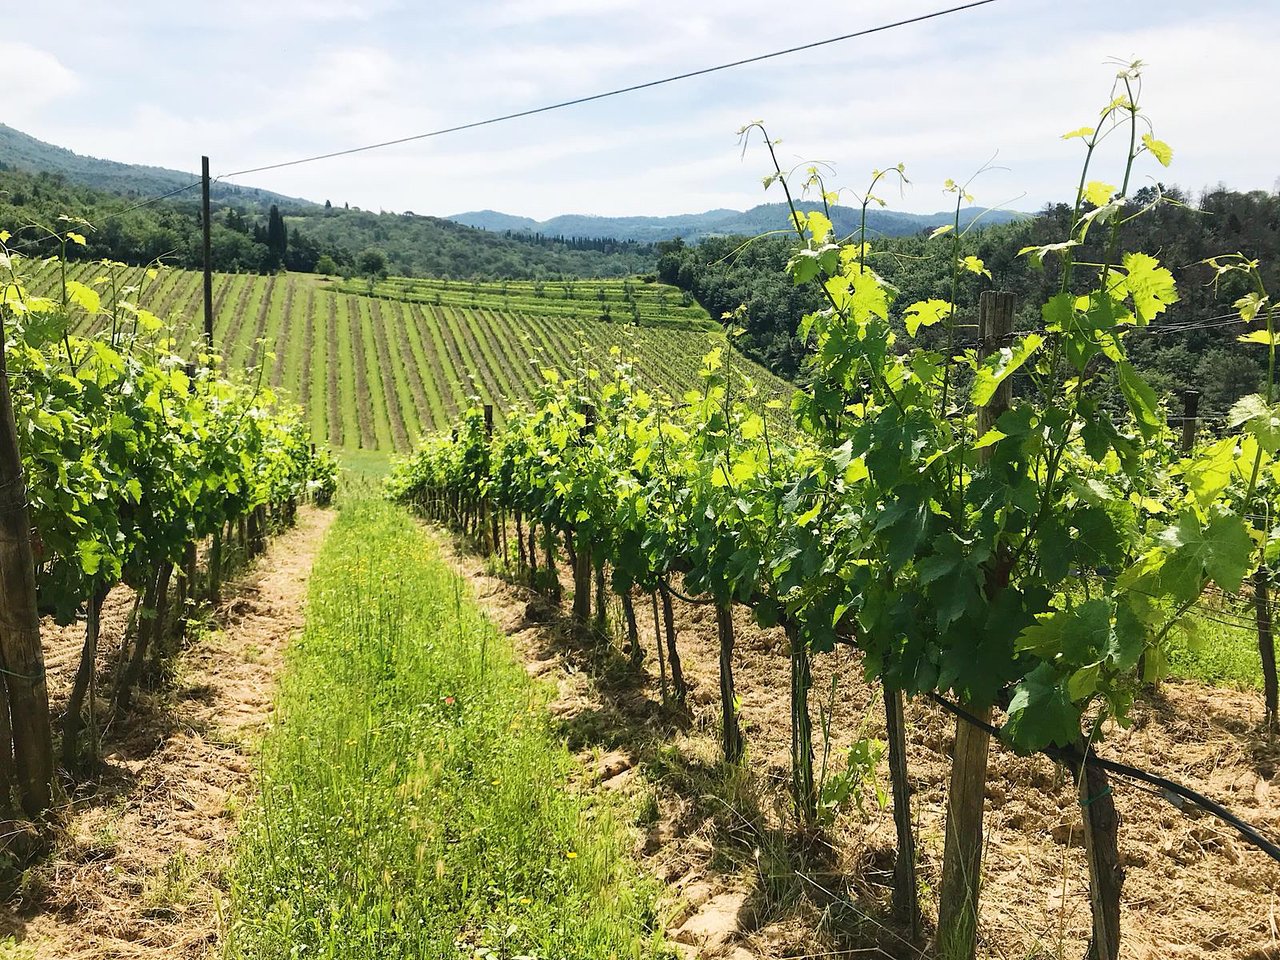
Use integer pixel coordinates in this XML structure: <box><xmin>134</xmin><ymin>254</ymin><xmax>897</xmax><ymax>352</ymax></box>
<box><xmin>10</xmin><ymin>1</ymin><xmax>1279</xmax><ymax>219</ymax></box>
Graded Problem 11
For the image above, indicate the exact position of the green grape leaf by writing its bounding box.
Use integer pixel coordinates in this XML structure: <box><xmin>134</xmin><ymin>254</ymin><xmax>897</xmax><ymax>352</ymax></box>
<box><xmin>904</xmin><ymin>299</ymin><xmax>952</xmax><ymax>336</ymax></box>
<box><xmin>76</xmin><ymin>539</ymin><xmax>103</xmax><ymax>576</ymax></box>
<box><xmin>1019</xmin><ymin>240</ymin><xmax>1080</xmax><ymax>267</ymax></box>
<box><xmin>1122</xmin><ymin>252</ymin><xmax>1178</xmax><ymax>323</ymax></box>
<box><xmin>1183</xmin><ymin>436</ymin><xmax>1237</xmax><ymax>506</ymax></box>
<box><xmin>1238</xmin><ymin>329</ymin><xmax>1279</xmax><ymax>345</ymax></box>
<box><xmin>1004</xmin><ymin>664</ymin><xmax>1080</xmax><ymax>750</ymax></box>
<box><xmin>971</xmin><ymin>334</ymin><xmax>1043</xmax><ymax>407</ymax></box>
<box><xmin>1158</xmin><ymin>507</ymin><xmax>1254</xmax><ymax>594</ymax></box>
<box><xmin>1141</xmin><ymin>133</ymin><xmax>1173</xmax><ymax>167</ymax></box>
<box><xmin>1016</xmin><ymin>599</ymin><xmax>1112</xmax><ymax>663</ymax></box>
<box><xmin>1228</xmin><ymin>393</ymin><xmax>1280</xmax><ymax>453</ymax></box>
<box><xmin>1084</xmin><ymin>181</ymin><xmax>1117</xmax><ymax>206</ymax></box>
<box><xmin>65</xmin><ymin>280</ymin><xmax>101</xmax><ymax>315</ymax></box>
<box><xmin>1066</xmin><ymin>661</ymin><xmax>1103</xmax><ymax>701</ymax></box>
<box><xmin>1116</xmin><ymin>362</ymin><xmax>1163</xmax><ymax>440</ymax></box>
<box><xmin>739</xmin><ymin>413</ymin><xmax>765</xmax><ymax>441</ymax></box>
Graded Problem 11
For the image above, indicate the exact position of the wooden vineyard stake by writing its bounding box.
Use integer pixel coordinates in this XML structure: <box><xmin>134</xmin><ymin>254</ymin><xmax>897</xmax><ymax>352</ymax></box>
<box><xmin>0</xmin><ymin>314</ymin><xmax>54</xmax><ymax>817</ymax></box>
<box><xmin>937</xmin><ymin>290</ymin><xmax>1014</xmax><ymax>957</ymax></box>
<box><xmin>1179</xmin><ymin>388</ymin><xmax>1199</xmax><ymax>454</ymax></box>
<box><xmin>1256</xmin><ymin>563</ymin><xmax>1278</xmax><ymax>730</ymax></box>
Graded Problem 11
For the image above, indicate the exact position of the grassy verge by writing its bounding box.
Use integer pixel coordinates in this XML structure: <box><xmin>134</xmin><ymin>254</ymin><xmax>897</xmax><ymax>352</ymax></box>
<box><xmin>224</xmin><ymin>497</ymin><xmax>668</xmax><ymax>960</ymax></box>
<box><xmin>1166</xmin><ymin>605</ymin><xmax>1263</xmax><ymax>690</ymax></box>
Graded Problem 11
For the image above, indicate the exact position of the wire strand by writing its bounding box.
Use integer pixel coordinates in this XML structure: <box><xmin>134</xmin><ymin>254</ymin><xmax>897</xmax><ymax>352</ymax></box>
<box><xmin>216</xmin><ymin>1</ymin><xmax>1001</xmax><ymax>180</ymax></box>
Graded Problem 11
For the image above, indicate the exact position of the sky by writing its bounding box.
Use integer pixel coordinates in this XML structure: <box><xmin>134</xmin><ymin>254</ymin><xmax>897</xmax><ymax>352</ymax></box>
<box><xmin>9</xmin><ymin>0</ymin><xmax>1280</xmax><ymax>220</ymax></box>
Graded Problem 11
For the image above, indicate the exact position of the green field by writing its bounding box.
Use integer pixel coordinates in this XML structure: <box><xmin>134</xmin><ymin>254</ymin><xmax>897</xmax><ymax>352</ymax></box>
<box><xmin>35</xmin><ymin>263</ymin><xmax>790</xmax><ymax>453</ymax></box>
<box><xmin>226</xmin><ymin>497</ymin><xmax>666</xmax><ymax>959</ymax></box>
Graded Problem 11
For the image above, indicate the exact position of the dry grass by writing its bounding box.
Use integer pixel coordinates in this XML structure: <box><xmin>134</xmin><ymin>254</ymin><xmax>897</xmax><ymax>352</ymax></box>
<box><xmin>0</xmin><ymin>507</ymin><xmax>334</xmax><ymax>959</ymax></box>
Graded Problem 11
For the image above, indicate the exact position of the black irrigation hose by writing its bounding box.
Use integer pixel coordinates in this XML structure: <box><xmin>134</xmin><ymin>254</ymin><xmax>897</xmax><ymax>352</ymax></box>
<box><xmin>926</xmin><ymin>691</ymin><xmax>1280</xmax><ymax>863</ymax></box>
<box><xmin>658</xmin><ymin>575</ymin><xmax>718</xmax><ymax>607</ymax></box>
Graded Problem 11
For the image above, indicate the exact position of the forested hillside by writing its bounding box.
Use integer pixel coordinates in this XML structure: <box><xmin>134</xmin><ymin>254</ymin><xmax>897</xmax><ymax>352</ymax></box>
<box><xmin>659</xmin><ymin>185</ymin><xmax>1280</xmax><ymax>414</ymax></box>
<box><xmin>0</xmin><ymin>164</ymin><xmax>654</xmax><ymax>280</ymax></box>
<box><xmin>450</xmin><ymin>200</ymin><xmax>1025</xmax><ymax>243</ymax></box>
<box><xmin>0</xmin><ymin>123</ymin><xmax>304</xmax><ymax>205</ymax></box>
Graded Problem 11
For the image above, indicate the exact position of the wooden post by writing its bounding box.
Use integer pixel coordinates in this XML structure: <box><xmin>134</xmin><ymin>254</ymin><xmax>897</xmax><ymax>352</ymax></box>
<box><xmin>201</xmin><ymin>156</ymin><xmax>214</xmax><ymax>354</ymax></box>
<box><xmin>593</xmin><ymin>553</ymin><xmax>607</xmax><ymax>634</ymax></box>
<box><xmin>1257</xmin><ymin>564</ymin><xmax>1278</xmax><ymax>730</ymax></box>
<box><xmin>209</xmin><ymin>527</ymin><xmax>223</xmax><ymax>605</ymax></box>
<box><xmin>571</xmin><ymin>532</ymin><xmax>592</xmax><ymax>631</ymax></box>
<box><xmin>0</xmin><ymin>316</ymin><xmax>53</xmax><ymax>817</ymax></box>
<box><xmin>1179</xmin><ymin>388</ymin><xmax>1200</xmax><ymax>454</ymax></box>
<box><xmin>937</xmin><ymin>290</ymin><xmax>1014</xmax><ymax>957</ymax></box>
<box><xmin>543</xmin><ymin>527</ymin><xmax>560</xmax><ymax>604</ymax></box>
<box><xmin>1074</xmin><ymin>757</ymin><xmax>1123</xmax><ymax>960</ymax></box>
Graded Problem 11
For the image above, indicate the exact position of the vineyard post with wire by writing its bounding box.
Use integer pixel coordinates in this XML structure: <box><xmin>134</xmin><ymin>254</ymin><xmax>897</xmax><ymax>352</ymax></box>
<box><xmin>1179</xmin><ymin>389</ymin><xmax>1199</xmax><ymax>453</ymax></box>
<box><xmin>0</xmin><ymin>309</ymin><xmax>53</xmax><ymax>819</ymax></box>
<box><xmin>936</xmin><ymin>289</ymin><xmax>1014</xmax><ymax>958</ymax></box>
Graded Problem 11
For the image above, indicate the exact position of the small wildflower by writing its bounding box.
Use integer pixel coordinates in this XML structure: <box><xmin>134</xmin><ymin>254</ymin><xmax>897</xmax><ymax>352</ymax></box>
<box><xmin>444</xmin><ymin>696</ymin><xmax>456</xmax><ymax>705</ymax></box>
<box><xmin>565</xmin><ymin>851</ymin><xmax>577</xmax><ymax>860</ymax></box>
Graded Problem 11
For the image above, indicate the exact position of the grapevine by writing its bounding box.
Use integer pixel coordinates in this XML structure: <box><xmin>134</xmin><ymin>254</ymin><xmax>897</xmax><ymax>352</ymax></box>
<box><xmin>388</xmin><ymin>63</ymin><xmax>1277</xmax><ymax>959</ymax></box>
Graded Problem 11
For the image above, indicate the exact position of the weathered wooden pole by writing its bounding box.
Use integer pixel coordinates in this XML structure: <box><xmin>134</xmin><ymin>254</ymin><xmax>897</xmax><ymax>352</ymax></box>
<box><xmin>1256</xmin><ymin>564</ymin><xmax>1278</xmax><ymax>730</ymax></box>
<box><xmin>937</xmin><ymin>290</ymin><xmax>1014</xmax><ymax>957</ymax></box>
<box><xmin>0</xmin><ymin>317</ymin><xmax>53</xmax><ymax>816</ymax></box>
<box><xmin>1179</xmin><ymin>388</ymin><xmax>1200</xmax><ymax>454</ymax></box>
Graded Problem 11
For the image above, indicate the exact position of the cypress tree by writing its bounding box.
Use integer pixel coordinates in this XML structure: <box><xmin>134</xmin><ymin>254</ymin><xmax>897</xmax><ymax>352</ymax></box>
<box><xmin>265</xmin><ymin>204</ymin><xmax>287</xmax><ymax>270</ymax></box>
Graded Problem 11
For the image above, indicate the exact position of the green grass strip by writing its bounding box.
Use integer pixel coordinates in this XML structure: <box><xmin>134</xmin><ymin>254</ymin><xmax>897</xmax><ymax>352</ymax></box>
<box><xmin>225</xmin><ymin>498</ymin><xmax>668</xmax><ymax>960</ymax></box>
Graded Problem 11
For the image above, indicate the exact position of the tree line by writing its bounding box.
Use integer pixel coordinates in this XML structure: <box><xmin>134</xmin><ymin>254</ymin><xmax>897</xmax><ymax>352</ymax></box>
<box><xmin>658</xmin><ymin>184</ymin><xmax>1280</xmax><ymax>414</ymax></box>
<box><xmin>0</xmin><ymin>167</ymin><xmax>656</xmax><ymax>280</ymax></box>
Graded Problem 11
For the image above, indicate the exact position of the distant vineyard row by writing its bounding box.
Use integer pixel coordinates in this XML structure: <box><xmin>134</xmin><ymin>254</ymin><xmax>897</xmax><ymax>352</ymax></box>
<box><xmin>331</xmin><ymin>274</ymin><xmax>714</xmax><ymax>328</ymax></box>
<box><xmin>33</xmin><ymin>264</ymin><xmax>788</xmax><ymax>452</ymax></box>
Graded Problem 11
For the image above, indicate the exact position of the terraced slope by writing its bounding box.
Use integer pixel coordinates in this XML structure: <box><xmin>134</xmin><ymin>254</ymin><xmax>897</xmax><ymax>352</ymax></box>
<box><xmin>332</xmin><ymin>275</ymin><xmax>712</xmax><ymax>327</ymax></box>
<box><xmin>33</xmin><ymin>264</ymin><xmax>792</xmax><ymax>452</ymax></box>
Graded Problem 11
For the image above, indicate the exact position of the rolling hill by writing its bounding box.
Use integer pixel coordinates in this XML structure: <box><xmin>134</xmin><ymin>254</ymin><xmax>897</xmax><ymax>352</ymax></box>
<box><xmin>0</xmin><ymin>124</ymin><xmax>309</xmax><ymax>208</ymax></box>
<box><xmin>30</xmin><ymin>263</ymin><xmax>789</xmax><ymax>453</ymax></box>
<box><xmin>450</xmin><ymin>201</ymin><xmax>1027</xmax><ymax>243</ymax></box>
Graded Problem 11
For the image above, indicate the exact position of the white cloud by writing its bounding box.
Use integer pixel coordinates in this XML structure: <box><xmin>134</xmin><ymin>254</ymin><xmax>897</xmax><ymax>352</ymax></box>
<box><xmin>1</xmin><ymin>42</ymin><xmax>79</xmax><ymax>124</ymax></box>
<box><xmin>4</xmin><ymin>1</ymin><xmax>1278</xmax><ymax>220</ymax></box>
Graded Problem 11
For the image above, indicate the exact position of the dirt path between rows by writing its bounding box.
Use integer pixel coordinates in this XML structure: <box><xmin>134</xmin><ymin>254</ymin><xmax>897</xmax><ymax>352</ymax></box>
<box><xmin>0</xmin><ymin>506</ymin><xmax>334</xmax><ymax>960</ymax></box>
<box><xmin>437</xmin><ymin>532</ymin><xmax>1280</xmax><ymax>960</ymax></box>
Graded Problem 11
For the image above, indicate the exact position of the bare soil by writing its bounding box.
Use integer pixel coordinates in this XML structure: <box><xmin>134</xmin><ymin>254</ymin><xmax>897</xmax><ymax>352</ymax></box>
<box><xmin>0</xmin><ymin>506</ymin><xmax>334</xmax><ymax>960</ymax></box>
<box><xmin>440</xmin><ymin>534</ymin><xmax>1280</xmax><ymax>960</ymax></box>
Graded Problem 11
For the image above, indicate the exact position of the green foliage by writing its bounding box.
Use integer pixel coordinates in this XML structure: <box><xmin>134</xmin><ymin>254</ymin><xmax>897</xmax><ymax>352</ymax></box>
<box><xmin>388</xmin><ymin>65</ymin><xmax>1279</xmax><ymax>776</ymax></box>
<box><xmin>225</xmin><ymin>498</ymin><xmax>668</xmax><ymax>960</ymax></box>
<box><xmin>0</xmin><ymin>163</ymin><xmax>655</xmax><ymax>280</ymax></box>
<box><xmin>23</xmin><ymin>260</ymin><xmax>788</xmax><ymax>454</ymax></box>
<box><xmin>0</xmin><ymin>242</ymin><xmax>332</xmax><ymax>620</ymax></box>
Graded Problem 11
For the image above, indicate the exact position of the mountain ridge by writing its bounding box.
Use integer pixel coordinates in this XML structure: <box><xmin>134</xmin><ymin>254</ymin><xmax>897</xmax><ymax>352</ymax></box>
<box><xmin>449</xmin><ymin>202</ymin><xmax>1028</xmax><ymax>243</ymax></box>
<box><xmin>0</xmin><ymin>124</ymin><xmax>314</xmax><ymax>208</ymax></box>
